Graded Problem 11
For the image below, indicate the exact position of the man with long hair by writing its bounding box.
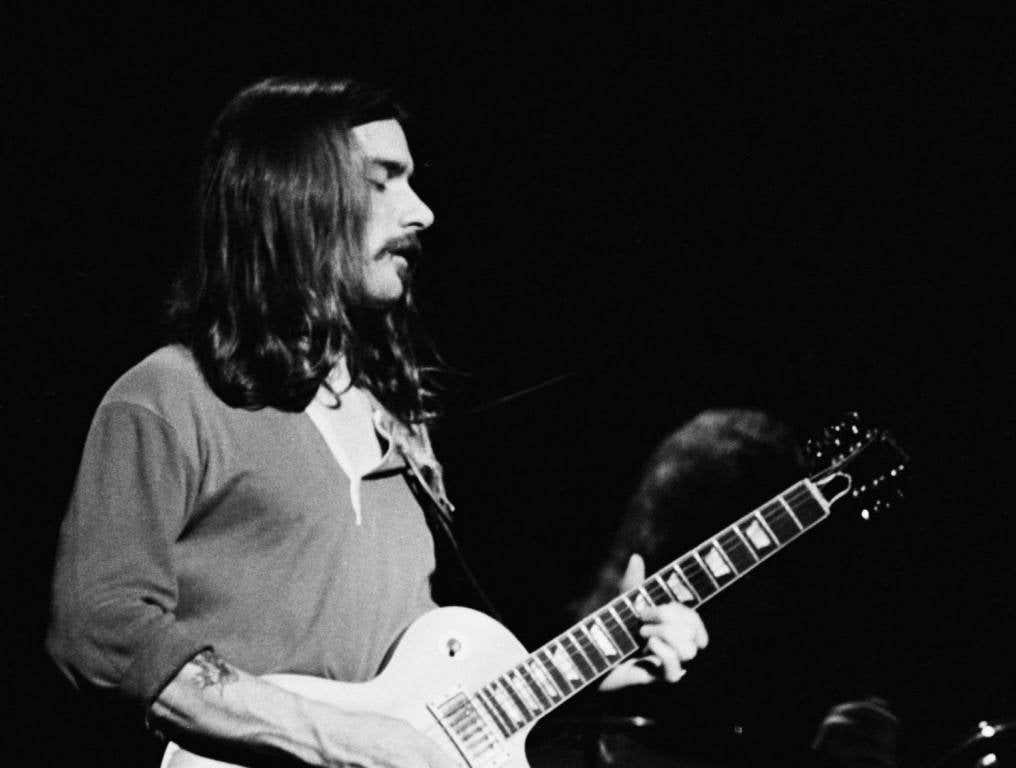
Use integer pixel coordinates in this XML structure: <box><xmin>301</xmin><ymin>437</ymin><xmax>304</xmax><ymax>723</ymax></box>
<box><xmin>46</xmin><ymin>77</ymin><xmax>708</xmax><ymax>767</ymax></box>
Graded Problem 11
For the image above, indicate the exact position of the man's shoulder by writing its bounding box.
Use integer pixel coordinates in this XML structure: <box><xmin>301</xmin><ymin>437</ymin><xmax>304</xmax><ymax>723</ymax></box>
<box><xmin>100</xmin><ymin>344</ymin><xmax>213</xmax><ymax>420</ymax></box>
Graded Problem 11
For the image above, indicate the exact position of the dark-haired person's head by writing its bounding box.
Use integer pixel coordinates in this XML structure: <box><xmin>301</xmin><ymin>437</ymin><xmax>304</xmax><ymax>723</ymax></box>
<box><xmin>169</xmin><ymin>77</ymin><xmax>435</xmax><ymax>419</ymax></box>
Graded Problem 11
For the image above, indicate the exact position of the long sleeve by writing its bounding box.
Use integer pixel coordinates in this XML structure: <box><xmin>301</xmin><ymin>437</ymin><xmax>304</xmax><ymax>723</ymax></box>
<box><xmin>46</xmin><ymin>401</ymin><xmax>209</xmax><ymax>714</ymax></box>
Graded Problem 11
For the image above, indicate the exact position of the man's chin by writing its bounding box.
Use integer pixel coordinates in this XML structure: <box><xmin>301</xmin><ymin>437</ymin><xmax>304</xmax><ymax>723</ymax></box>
<box><xmin>359</xmin><ymin>280</ymin><xmax>407</xmax><ymax>308</ymax></box>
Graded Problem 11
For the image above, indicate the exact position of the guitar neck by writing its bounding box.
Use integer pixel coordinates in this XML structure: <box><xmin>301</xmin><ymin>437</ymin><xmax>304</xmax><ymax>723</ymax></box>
<box><xmin>470</xmin><ymin>478</ymin><xmax>833</xmax><ymax>737</ymax></box>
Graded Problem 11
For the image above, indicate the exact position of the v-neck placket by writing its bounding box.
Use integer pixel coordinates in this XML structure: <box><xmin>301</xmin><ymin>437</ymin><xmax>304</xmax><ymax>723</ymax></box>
<box><xmin>304</xmin><ymin>372</ymin><xmax>399</xmax><ymax>526</ymax></box>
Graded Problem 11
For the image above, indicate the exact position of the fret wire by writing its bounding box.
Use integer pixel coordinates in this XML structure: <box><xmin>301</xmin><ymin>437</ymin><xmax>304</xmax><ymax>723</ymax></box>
<box><xmin>645</xmin><ymin>576</ymin><xmax>673</xmax><ymax>604</ymax></box>
<box><xmin>786</xmin><ymin>482</ymin><xmax>827</xmax><ymax>526</ymax></box>
<box><xmin>678</xmin><ymin>565</ymin><xmax>703</xmax><ymax>601</ymax></box>
<box><xmin>490</xmin><ymin>679</ymin><xmax>526</xmax><ymax>727</ymax></box>
<box><xmin>693</xmin><ymin>552</ymin><xmax>719</xmax><ymax>589</ymax></box>
<box><xmin>600</xmin><ymin>606</ymin><xmax>639</xmax><ymax>653</ymax></box>
<box><xmin>640</xmin><ymin>583</ymin><xmax>656</xmax><ymax>601</ymax></box>
<box><xmin>573</xmin><ymin>627</ymin><xmax>608</xmax><ymax>672</ymax></box>
<box><xmin>683</xmin><ymin>554</ymin><xmax>719</xmax><ymax>595</ymax></box>
<box><xmin>776</xmin><ymin>494</ymin><xmax>805</xmax><ymax>530</ymax></box>
<box><xmin>660</xmin><ymin>566</ymin><xmax>701</xmax><ymax>605</ymax></box>
<box><xmin>507</xmin><ymin>669</ymin><xmax>542</xmax><ymax>715</ymax></box>
<box><xmin>613</xmin><ymin>598</ymin><xmax>641</xmax><ymax>640</ymax></box>
<box><xmin>738</xmin><ymin>517</ymin><xmax>780</xmax><ymax>561</ymax></box>
<box><xmin>784</xmin><ymin>484</ymin><xmax>821</xmax><ymax>513</ymax></box>
<box><xmin>536</xmin><ymin>648</ymin><xmax>574</xmax><ymax>695</ymax></box>
<box><xmin>498</xmin><ymin>676</ymin><xmax>532</xmax><ymax>722</ymax></box>
<box><xmin>717</xmin><ymin>528</ymin><xmax>752</xmax><ymax>562</ymax></box>
<box><xmin>690</xmin><ymin>548</ymin><xmax>723</xmax><ymax>585</ymax></box>
<box><xmin>476</xmin><ymin>694</ymin><xmax>510</xmax><ymax>739</ymax></box>
<box><xmin>761</xmin><ymin>500</ymin><xmax>803</xmax><ymax>543</ymax></box>
<box><xmin>619</xmin><ymin>588</ymin><xmax>645</xmax><ymax>626</ymax></box>
<box><xmin>653</xmin><ymin>476</ymin><xmax>835</xmax><ymax>610</ymax></box>
<box><xmin>582</xmin><ymin>619</ymin><xmax>615</xmax><ymax>660</ymax></box>
<box><xmin>549</xmin><ymin>639</ymin><xmax>584</xmax><ymax>688</ymax></box>
<box><xmin>713</xmin><ymin>538</ymin><xmax>738</xmax><ymax>572</ymax></box>
<box><xmin>715</xmin><ymin>532</ymin><xmax>755</xmax><ymax>572</ymax></box>
<box><xmin>585</xmin><ymin>617</ymin><xmax>623</xmax><ymax>661</ymax></box>
<box><xmin>471</xmin><ymin>694</ymin><xmax>506</xmax><ymax>742</ymax></box>
<box><xmin>473</xmin><ymin>475</ymin><xmax>843</xmax><ymax>743</ymax></box>
<box><xmin>519</xmin><ymin>663</ymin><xmax>554</xmax><ymax>708</ymax></box>
<box><xmin>512</xmin><ymin>670</ymin><xmax>544</xmax><ymax>711</ymax></box>
<box><xmin>751</xmin><ymin>507</ymin><xmax>780</xmax><ymax>545</ymax></box>
<box><xmin>717</xmin><ymin>531</ymin><xmax>758</xmax><ymax>577</ymax></box>
<box><xmin>560</xmin><ymin>634</ymin><xmax>596</xmax><ymax>681</ymax></box>
<box><xmin>726</xmin><ymin>526</ymin><xmax>759</xmax><ymax>562</ymax></box>
<box><xmin>481</xmin><ymin>688</ymin><xmax>515</xmax><ymax>736</ymax></box>
<box><xmin>528</xmin><ymin>658</ymin><xmax>562</xmax><ymax>700</ymax></box>
<box><xmin>490</xmin><ymin>681</ymin><xmax>524</xmax><ymax>728</ymax></box>
<box><xmin>698</xmin><ymin>540</ymin><xmax>736</xmax><ymax>582</ymax></box>
<box><xmin>622</xmin><ymin>590</ymin><xmax>651</xmax><ymax>626</ymax></box>
<box><xmin>674</xmin><ymin>560</ymin><xmax>699</xmax><ymax>601</ymax></box>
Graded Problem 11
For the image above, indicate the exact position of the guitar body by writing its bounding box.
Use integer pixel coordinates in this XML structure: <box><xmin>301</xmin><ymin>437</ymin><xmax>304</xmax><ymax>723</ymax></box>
<box><xmin>162</xmin><ymin>607</ymin><xmax>536</xmax><ymax>768</ymax></box>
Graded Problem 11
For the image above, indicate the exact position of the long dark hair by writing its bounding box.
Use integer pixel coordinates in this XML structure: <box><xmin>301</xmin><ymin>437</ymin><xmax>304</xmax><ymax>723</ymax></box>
<box><xmin>168</xmin><ymin>76</ymin><xmax>434</xmax><ymax>421</ymax></box>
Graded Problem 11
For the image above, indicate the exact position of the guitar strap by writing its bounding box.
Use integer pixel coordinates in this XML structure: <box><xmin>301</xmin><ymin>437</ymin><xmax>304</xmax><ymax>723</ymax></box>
<box><xmin>402</xmin><ymin>454</ymin><xmax>504</xmax><ymax>623</ymax></box>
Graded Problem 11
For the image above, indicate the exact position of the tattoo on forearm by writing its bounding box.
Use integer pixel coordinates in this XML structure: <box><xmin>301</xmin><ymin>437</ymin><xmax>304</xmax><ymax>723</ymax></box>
<box><xmin>188</xmin><ymin>650</ymin><xmax>239</xmax><ymax>693</ymax></box>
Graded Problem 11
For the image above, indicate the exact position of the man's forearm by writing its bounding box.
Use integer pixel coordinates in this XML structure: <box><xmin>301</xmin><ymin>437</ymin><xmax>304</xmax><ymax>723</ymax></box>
<box><xmin>150</xmin><ymin>650</ymin><xmax>335</xmax><ymax>765</ymax></box>
<box><xmin>148</xmin><ymin>650</ymin><xmax>430</xmax><ymax>767</ymax></box>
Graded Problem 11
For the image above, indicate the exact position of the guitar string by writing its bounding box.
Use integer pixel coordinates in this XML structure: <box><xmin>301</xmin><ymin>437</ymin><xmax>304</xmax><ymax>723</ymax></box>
<box><xmin>479</xmin><ymin>482</ymin><xmax>830</xmax><ymax>723</ymax></box>
<box><xmin>472</xmin><ymin>469</ymin><xmax>896</xmax><ymax>728</ymax></box>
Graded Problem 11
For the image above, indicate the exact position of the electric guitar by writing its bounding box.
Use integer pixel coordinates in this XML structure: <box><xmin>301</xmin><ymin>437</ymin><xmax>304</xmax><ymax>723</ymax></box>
<box><xmin>162</xmin><ymin>415</ymin><xmax>908</xmax><ymax>768</ymax></box>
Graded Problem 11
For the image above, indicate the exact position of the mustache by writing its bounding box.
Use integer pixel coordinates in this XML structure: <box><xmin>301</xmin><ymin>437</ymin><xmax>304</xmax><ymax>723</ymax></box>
<box><xmin>380</xmin><ymin>233</ymin><xmax>423</xmax><ymax>257</ymax></box>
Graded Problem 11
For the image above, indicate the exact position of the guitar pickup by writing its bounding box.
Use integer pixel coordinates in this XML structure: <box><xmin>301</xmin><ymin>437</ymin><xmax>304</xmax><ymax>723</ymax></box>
<box><xmin>428</xmin><ymin>688</ymin><xmax>511</xmax><ymax>768</ymax></box>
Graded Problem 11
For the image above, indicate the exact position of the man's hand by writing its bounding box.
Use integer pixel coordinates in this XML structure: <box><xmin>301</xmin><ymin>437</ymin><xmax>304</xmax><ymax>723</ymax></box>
<box><xmin>598</xmin><ymin>554</ymin><xmax>708</xmax><ymax>691</ymax></box>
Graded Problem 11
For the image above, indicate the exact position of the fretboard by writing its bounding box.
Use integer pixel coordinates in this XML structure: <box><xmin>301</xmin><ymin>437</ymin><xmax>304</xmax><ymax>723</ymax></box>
<box><xmin>471</xmin><ymin>478</ymin><xmax>831</xmax><ymax>737</ymax></box>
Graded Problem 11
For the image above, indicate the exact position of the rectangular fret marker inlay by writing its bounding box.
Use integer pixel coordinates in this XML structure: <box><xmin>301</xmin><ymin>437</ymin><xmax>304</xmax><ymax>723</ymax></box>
<box><xmin>586</xmin><ymin>620</ymin><xmax>619</xmax><ymax>658</ymax></box>
<box><xmin>527</xmin><ymin>660</ymin><xmax>560</xmax><ymax>700</ymax></box>
<box><xmin>631</xmin><ymin>591</ymin><xmax>651</xmax><ymax>613</ymax></box>
<box><xmin>489</xmin><ymin>682</ymin><xmax>524</xmax><ymax>726</ymax></box>
<box><xmin>518</xmin><ymin>665</ymin><xmax>551</xmax><ymax>710</ymax></box>
<box><xmin>549</xmin><ymin>643</ymin><xmax>584</xmax><ymax>684</ymax></box>
<box><xmin>699</xmin><ymin>544</ymin><xmax>734</xmax><ymax>582</ymax></box>
<box><xmin>741</xmin><ymin>518</ymin><xmax>773</xmax><ymax>551</ymax></box>
<box><xmin>663</xmin><ymin>568</ymin><xmax>698</xmax><ymax>604</ymax></box>
<box><xmin>574</xmin><ymin>629</ymin><xmax>608</xmax><ymax>673</ymax></box>
<box><xmin>507</xmin><ymin>670</ymin><xmax>541</xmax><ymax>714</ymax></box>
<box><xmin>600</xmin><ymin>610</ymin><xmax>638</xmax><ymax>654</ymax></box>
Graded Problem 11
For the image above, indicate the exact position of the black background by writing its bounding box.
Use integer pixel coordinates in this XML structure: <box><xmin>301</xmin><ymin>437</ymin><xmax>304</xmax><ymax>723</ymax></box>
<box><xmin>8</xmin><ymin>2</ymin><xmax>1014</xmax><ymax>766</ymax></box>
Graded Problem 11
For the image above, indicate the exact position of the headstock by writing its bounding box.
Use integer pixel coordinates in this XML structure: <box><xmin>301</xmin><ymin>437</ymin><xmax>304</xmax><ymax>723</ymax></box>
<box><xmin>803</xmin><ymin>412</ymin><xmax>910</xmax><ymax>520</ymax></box>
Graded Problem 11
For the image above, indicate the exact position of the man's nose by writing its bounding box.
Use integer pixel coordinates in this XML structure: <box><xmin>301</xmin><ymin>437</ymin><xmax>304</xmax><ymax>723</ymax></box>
<box><xmin>401</xmin><ymin>187</ymin><xmax>435</xmax><ymax>231</ymax></box>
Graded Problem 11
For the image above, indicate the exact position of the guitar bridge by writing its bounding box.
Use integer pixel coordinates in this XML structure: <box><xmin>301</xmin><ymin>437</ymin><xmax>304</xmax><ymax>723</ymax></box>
<box><xmin>428</xmin><ymin>688</ymin><xmax>511</xmax><ymax>767</ymax></box>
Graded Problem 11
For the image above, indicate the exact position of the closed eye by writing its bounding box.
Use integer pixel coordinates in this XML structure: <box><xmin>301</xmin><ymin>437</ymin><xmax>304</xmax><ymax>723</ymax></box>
<box><xmin>366</xmin><ymin>157</ymin><xmax>413</xmax><ymax>182</ymax></box>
